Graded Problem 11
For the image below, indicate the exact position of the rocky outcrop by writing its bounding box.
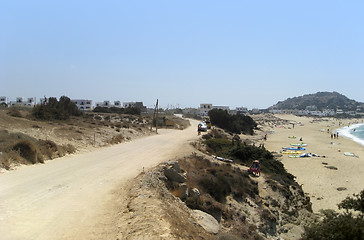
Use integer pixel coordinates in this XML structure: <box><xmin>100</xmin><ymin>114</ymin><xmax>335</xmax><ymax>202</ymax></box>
<box><xmin>164</xmin><ymin>161</ymin><xmax>186</xmax><ymax>183</ymax></box>
<box><xmin>192</xmin><ymin>210</ymin><xmax>220</xmax><ymax>234</ymax></box>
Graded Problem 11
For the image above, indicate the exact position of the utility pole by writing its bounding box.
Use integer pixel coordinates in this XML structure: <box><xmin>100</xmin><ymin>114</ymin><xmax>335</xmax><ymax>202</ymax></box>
<box><xmin>155</xmin><ymin>99</ymin><xmax>159</xmax><ymax>133</ymax></box>
<box><xmin>150</xmin><ymin>99</ymin><xmax>159</xmax><ymax>133</ymax></box>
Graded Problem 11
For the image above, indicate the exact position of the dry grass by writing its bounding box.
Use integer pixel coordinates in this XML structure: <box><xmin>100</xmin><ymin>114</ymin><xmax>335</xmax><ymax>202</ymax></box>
<box><xmin>0</xmin><ymin>130</ymin><xmax>76</xmax><ymax>169</ymax></box>
<box><xmin>163</xmin><ymin>154</ymin><xmax>264</xmax><ymax>239</ymax></box>
<box><xmin>0</xmin><ymin>108</ymin><xmax>189</xmax><ymax>170</ymax></box>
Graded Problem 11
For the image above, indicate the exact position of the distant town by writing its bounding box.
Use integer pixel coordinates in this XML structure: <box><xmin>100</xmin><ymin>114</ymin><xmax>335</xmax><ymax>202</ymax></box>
<box><xmin>1</xmin><ymin>96</ymin><xmax>362</xmax><ymax>117</ymax></box>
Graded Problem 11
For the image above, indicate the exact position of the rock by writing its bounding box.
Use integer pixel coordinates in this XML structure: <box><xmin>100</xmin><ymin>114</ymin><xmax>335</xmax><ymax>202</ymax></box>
<box><xmin>166</xmin><ymin>161</ymin><xmax>181</xmax><ymax>173</ymax></box>
<box><xmin>164</xmin><ymin>167</ymin><xmax>186</xmax><ymax>183</ymax></box>
<box><xmin>192</xmin><ymin>210</ymin><xmax>220</xmax><ymax>234</ymax></box>
<box><xmin>191</xmin><ymin>188</ymin><xmax>200</xmax><ymax>197</ymax></box>
<box><xmin>178</xmin><ymin>183</ymin><xmax>188</xmax><ymax>200</ymax></box>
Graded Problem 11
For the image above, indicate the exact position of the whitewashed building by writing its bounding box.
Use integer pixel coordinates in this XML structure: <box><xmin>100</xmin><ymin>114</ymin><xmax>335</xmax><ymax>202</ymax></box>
<box><xmin>114</xmin><ymin>101</ymin><xmax>121</xmax><ymax>108</ymax></box>
<box><xmin>26</xmin><ymin>97</ymin><xmax>36</xmax><ymax>106</ymax></box>
<box><xmin>123</xmin><ymin>102</ymin><xmax>146</xmax><ymax>112</ymax></box>
<box><xmin>71</xmin><ymin>99</ymin><xmax>93</xmax><ymax>111</ymax></box>
<box><xmin>236</xmin><ymin>107</ymin><xmax>248</xmax><ymax>114</ymax></box>
<box><xmin>0</xmin><ymin>96</ymin><xmax>7</xmax><ymax>105</ymax></box>
<box><xmin>199</xmin><ymin>103</ymin><xmax>213</xmax><ymax>116</ymax></box>
<box><xmin>96</xmin><ymin>100</ymin><xmax>112</xmax><ymax>108</ymax></box>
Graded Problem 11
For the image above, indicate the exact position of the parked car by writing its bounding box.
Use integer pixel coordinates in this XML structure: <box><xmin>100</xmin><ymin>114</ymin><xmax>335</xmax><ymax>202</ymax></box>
<box><xmin>198</xmin><ymin>122</ymin><xmax>208</xmax><ymax>132</ymax></box>
<box><xmin>204</xmin><ymin>120</ymin><xmax>211</xmax><ymax>129</ymax></box>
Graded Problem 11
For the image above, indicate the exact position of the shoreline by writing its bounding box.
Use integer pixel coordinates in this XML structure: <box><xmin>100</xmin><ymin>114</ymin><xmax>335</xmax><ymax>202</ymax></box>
<box><xmin>337</xmin><ymin>123</ymin><xmax>364</xmax><ymax>147</ymax></box>
<box><xmin>264</xmin><ymin>114</ymin><xmax>364</xmax><ymax>213</ymax></box>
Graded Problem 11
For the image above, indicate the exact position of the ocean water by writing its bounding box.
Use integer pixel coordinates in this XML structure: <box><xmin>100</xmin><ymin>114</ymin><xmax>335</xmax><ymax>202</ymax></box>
<box><xmin>337</xmin><ymin>123</ymin><xmax>364</xmax><ymax>147</ymax></box>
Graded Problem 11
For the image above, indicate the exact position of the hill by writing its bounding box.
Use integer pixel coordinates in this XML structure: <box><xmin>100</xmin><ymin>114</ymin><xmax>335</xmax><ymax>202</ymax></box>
<box><xmin>269</xmin><ymin>92</ymin><xmax>364</xmax><ymax>112</ymax></box>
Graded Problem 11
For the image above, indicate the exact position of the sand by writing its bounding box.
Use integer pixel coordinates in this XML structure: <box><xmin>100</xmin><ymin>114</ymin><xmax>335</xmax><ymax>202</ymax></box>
<box><xmin>264</xmin><ymin>114</ymin><xmax>364</xmax><ymax>213</ymax></box>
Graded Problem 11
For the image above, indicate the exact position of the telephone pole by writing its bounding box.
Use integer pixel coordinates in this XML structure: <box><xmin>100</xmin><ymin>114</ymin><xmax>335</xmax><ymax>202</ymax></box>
<box><xmin>150</xmin><ymin>99</ymin><xmax>159</xmax><ymax>133</ymax></box>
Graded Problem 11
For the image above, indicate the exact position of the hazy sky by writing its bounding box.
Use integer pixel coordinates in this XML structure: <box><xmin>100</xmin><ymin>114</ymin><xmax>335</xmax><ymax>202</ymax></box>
<box><xmin>1</xmin><ymin>1</ymin><xmax>364</xmax><ymax>109</ymax></box>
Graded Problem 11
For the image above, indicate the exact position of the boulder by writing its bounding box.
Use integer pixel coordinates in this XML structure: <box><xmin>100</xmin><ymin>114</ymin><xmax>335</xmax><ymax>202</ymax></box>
<box><xmin>192</xmin><ymin>210</ymin><xmax>219</xmax><ymax>234</ymax></box>
<box><xmin>164</xmin><ymin>167</ymin><xmax>186</xmax><ymax>183</ymax></box>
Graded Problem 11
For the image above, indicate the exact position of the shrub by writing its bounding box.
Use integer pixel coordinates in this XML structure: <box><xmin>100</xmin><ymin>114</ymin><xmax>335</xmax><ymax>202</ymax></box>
<box><xmin>12</xmin><ymin>140</ymin><xmax>39</xmax><ymax>164</ymax></box>
<box><xmin>208</xmin><ymin>109</ymin><xmax>257</xmax><ymax>135</ymax></box>
<box><xmin>8</xmin><ymin>108</ymin><xmax>23</xmax><ymax>118</ymax></box>
<box><xmin>93</xmin><ymin>106</ymin><xmax>140</xmax><ymax>115</ymax></box>
<box><xmin>302</xmin><ymin>190</ymin><xmax>364</xmax><ymax>240</ymax></box>
<box><xmin>32</xmin><ymin>96</ymin><xmax>82</xmax><ymax>120</ymax></box>
<box><xmin>107</xmin><ymin>134</ymin><xmax>124</xmax><ymax>144</ymax></box>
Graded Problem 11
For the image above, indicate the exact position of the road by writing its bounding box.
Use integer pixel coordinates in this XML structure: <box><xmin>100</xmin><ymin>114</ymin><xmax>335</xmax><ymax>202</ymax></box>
<box><xmin>0</xmin><ymin>121</ymin><xmax>198</xmax><ymax>240</ymax></box>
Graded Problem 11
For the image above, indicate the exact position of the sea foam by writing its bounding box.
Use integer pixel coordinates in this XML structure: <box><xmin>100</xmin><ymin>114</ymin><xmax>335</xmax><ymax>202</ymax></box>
<box><xmin>337</xmin><ymin>123</ymin><xmax>364</xmax><ymax>147</ymax></box>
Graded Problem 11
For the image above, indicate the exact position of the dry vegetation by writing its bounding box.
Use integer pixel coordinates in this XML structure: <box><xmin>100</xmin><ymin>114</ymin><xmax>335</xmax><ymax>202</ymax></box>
<box><xmin>117</xmin><ymin>153</ymin><xmax>314</xmax><ymax>239</ymax></box>
<box><xmin>0</xmin><ymin>108</ymin><xmax>189</xmax><ymax>170</ymax></box>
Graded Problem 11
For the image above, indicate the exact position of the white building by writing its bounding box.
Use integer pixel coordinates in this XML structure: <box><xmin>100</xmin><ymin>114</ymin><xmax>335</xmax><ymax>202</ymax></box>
<box><xmin>236</xmin><ymin>107</ymin><xmax>248</xmax><ymax>114</ymax></box>
<box><xmin>0</xmin><ymin>96</ymin><xmax>7</xmax><ymax>106</ymax></box>
<box><xmin>9</xmin><ymin>97</ymin><xmax>24</xmax><ymax>106</ymax></box>
<box><xmin>123</xmin><ymin>102</ymin><xmax>146</xmax><ymax>112</ymax></box>
<box><xmin>8</xmin><ymin>97</ymin><xmax>36</xmax><ymax>107</ymax></box>
<box><xmin>199</xmin><ymin>103</ymin><xmax>213</xmax><ymax>116</ymax></box>
<box><xmin>96</xmin><ymin>100</ymin><xmax>112</xmax><ymax>108</ymax></box>
<box><xmin>16</xmin><ymin>97</ymin><xmax>25</xmax><ymax>104</ymax></box>
<box><xmin>114</xmin><ymin>101</ymin><xmax>121</xmax><ymax>108</ymax></box>
<box><xmin>198</xmin><ymin>103</ymin><xmax>231</xmax><ymax>116</ymax></box>
<box><xmin>26</xmin><ymin>97</ymin><xmax>36</xmax><ymax>107</ymax></box>
<box><xmin>71</xmin><ymin>99</ymin><xmax>93</xmax><ymax>111</ymax></box>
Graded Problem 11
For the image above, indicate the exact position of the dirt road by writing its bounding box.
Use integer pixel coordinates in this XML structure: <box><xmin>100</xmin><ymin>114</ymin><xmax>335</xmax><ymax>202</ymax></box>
<box><xmin>0</xmin><ymin>120</ymin><xmax>199</xmax><ymax>240</ymax></box>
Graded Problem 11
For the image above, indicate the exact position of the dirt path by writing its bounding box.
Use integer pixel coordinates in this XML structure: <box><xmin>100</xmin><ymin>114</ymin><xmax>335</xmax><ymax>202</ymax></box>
<box><xmin>0</xmin><ymin>120</ymin><xmax>199</xmax><ymax>240</ymax></box>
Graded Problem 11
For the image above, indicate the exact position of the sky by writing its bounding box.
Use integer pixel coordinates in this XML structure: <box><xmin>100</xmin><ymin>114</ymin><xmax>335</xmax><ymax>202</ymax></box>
<box><xmin>1</xmin><ymin>1</ymin><xmax>364</xmax><ymax>109</ymax></box>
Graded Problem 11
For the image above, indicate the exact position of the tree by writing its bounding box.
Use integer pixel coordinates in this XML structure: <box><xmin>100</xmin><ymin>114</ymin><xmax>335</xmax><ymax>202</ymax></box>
<box><xmin>32</xmin><ymin>96</ymin><xmax>82</xmax><ymax>120</ymax></box>
<box><xmin>208</xmin><ymin>109</ymin><xmax>257</xmax><ymax>135</ymax></box>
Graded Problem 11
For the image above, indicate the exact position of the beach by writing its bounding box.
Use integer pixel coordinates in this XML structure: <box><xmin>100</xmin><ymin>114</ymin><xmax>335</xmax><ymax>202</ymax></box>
<box><xmin>264</xmin><ymin>115</ymin><xmax>364</xmax><ymax>213</ymax></box>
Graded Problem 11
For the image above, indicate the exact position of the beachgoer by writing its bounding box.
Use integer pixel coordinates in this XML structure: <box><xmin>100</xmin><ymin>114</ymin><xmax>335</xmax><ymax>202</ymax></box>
<box><xmin>299</xmin><ymin>137</ymin><xmax>303</xmax><ymax>141</ymax></box>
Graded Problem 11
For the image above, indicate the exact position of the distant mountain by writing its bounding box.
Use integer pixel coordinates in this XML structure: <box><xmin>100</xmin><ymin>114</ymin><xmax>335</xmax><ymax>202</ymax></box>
<box><xmin>269</xmin><ymin>92</ymin><xmax>364</xmax><ymax>112</ymax></box>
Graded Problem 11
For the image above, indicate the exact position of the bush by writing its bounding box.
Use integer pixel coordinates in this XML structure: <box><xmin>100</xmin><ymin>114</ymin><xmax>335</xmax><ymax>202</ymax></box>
<box><xmin>302</xmin><ymin>190</ymin><xmax>364</xmax><ymax>240</ymax></box>
<box><xmin>8</xmin><ymin>108</ymin><xmax>23</xmax><ymax>118</ymax></box>
<box><xmin>12</xmin><ymin>140</ymin><xmax>39</xmax><ymax>164</ymax></box>
<box><xmin>93</xmin><ymin>106</ymin><xmax>140</xmax><ymax>115</ymax></box>
<box><xmin>205</xmin><ymin>137</ymin><xmax>295</xmax><ymax>186</ymax></box>
<box><xmin>208</xmin><ymin>109</ymin><xmax>257</xmax><ymax>135</ymax></box>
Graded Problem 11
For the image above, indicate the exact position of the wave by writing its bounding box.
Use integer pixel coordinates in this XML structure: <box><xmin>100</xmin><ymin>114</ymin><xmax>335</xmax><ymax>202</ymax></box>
<box><xmin>337</xmin><ymin>124</ymin><xmax>364</xmax><ymax>147</ymax></box>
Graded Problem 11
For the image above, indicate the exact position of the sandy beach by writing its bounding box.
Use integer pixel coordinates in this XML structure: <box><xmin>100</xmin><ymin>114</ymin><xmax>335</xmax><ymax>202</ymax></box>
<box><xmin>264</xmin><ymin>114</ymin><xmax>364</xmax><ymax>213</ymax></box>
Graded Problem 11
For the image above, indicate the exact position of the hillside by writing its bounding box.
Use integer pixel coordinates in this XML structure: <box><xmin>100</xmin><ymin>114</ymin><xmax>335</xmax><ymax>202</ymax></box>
<box><xmin>269</xmin><ymin>92</ymin><xmax>363</xmax><ymax>112</ymax></box>
<box><xmin>0</xmin><ymin>109</ymin><xmax>190</xmax><ymax>170</ymax></box>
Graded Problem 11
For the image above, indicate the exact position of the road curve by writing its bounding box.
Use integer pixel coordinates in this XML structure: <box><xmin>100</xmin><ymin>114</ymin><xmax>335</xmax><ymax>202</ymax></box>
<box><xmin>0</xmin><ymin>120</ymin><xmax>199</xmax><ymax>240</ymax></box>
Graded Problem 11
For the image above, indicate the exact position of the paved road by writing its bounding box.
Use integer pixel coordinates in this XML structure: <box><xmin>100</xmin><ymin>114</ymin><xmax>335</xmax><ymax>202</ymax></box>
<box><xmin>0</xmin><ymin>121</ymin><xmax>198</xmax><ymax>240</ymax></box>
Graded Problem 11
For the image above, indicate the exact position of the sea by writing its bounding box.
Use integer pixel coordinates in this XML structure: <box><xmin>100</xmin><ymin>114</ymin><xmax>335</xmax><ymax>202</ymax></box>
<box><xmin>337</xmin><ymin>123</ymin><xmax>364</xmax><ymax>147</ymax></box>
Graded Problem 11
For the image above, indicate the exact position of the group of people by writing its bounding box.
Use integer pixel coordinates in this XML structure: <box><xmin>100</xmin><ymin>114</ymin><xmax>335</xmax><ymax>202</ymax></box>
<box><xmin>330</xmin><ymin>132</ymin><xmax>339</xmax><ymax>139</ymax></box>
